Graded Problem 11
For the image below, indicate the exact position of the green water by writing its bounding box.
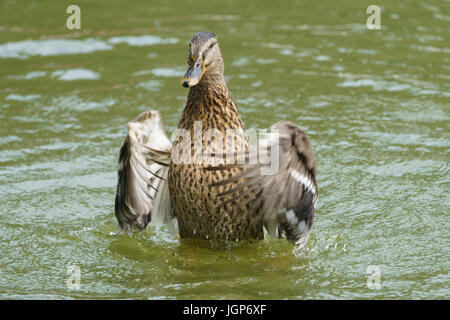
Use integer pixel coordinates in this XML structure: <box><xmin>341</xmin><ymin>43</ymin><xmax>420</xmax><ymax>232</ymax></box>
<box><xmin>0</xmin><ymin>0</ymin><xmax>449</xmax><ymax>299</ymax></box>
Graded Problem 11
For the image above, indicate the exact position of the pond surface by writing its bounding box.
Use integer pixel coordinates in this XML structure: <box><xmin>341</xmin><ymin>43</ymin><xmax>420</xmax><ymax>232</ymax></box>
<box><xmin>0</xmin><ymin>0</ymin><xmax>449</xmax><ymax>299</ymax></box>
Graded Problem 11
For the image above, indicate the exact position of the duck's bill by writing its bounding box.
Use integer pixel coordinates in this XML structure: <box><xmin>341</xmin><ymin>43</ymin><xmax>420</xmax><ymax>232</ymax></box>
<box><xmin>181</xmin><ymin>57</ymin><xmax>205</xmax><ymax>88</ymax></box>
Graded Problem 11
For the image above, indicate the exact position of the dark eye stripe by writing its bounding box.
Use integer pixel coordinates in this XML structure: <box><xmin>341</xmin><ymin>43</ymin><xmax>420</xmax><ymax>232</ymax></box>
<box><xmin>202</xmin><ymin>42</ymin><xmax>216</xmax><ymax>60</ymax></box>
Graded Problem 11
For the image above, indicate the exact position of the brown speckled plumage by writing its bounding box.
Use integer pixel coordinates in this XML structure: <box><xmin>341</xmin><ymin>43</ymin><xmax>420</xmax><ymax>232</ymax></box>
<box><xmin>168</xmin><ymin>80</ymin><xmax>264</xmax><ymax>241</ymax></box>
<box><xmin>114</xmin><ymin>31</ymin><xmax>318</xmax><ymax>253</ymax></box>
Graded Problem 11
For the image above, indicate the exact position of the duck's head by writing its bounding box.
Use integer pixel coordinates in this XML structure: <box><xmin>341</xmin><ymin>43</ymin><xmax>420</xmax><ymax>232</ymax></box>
<box><xmin>181</xmin><ymin>31</ymin><xmax>224</xmax><ymax>88</ymax></box>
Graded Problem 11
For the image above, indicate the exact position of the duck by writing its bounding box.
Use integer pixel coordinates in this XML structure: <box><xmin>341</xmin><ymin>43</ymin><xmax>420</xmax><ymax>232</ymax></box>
<box><xmin>114</xmin><ymin>31</ymin><xmax>318</xmax><ymax>253</ymax></box>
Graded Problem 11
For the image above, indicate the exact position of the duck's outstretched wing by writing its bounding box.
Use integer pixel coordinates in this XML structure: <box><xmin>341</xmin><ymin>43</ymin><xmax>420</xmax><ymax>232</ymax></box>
<box><xmin>209</xmin><ymin>121</ymin><xmax>318</xmax><ymax>253</ymax></box>
<box><xmin>114</xmin><ymin>110</ymin><xmax>175</xmax><ymax>232</ymax></box>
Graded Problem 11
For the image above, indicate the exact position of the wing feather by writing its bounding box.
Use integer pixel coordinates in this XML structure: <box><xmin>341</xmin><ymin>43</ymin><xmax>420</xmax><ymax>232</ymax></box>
<box><xmin>209</xmin><ymin>120</ymin><xmax>318</xmax><ymax>253</ymax></box>
<box><xmin>114</xmin><ymin>110</ymin><xmax>175</xmax><ymax>231</ymax></box>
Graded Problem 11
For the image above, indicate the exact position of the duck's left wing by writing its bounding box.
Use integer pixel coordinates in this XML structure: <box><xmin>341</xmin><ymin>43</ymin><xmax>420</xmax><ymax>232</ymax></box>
<box><xmin>209</xmin><ymin>121</ymin><xmax>318</xmax><ymax>253</ymax></box>
<box><xmin>114</xmin><ymin>110</ymin><xmax>175</xmax><ymax>232</ymax></box>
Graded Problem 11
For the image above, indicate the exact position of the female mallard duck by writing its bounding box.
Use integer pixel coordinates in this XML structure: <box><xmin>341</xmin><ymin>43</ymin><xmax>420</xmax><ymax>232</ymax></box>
<box><xmin>115</xmin><ymin>31</ymin><xmax>318</xmax><ymax>253</ymax></box>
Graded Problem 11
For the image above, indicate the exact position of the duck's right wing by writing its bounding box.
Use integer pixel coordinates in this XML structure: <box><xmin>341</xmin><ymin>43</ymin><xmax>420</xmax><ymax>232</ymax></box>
<box><xmin>114</xmin><ymin>110</ymin><xmax>175</xmax><ymax>233</ymax></box>
<box><xmin>208</xmin><ymin>121</ymin><xmax>318</xmax><ymax>254</ymax></box>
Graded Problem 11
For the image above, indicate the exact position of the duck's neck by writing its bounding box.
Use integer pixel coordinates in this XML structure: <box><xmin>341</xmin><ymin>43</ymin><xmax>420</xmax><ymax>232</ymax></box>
<box><xmin>179</xmin><ymin>77</ymin><xmax>244</xmax><ymax>132</ymax></box>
